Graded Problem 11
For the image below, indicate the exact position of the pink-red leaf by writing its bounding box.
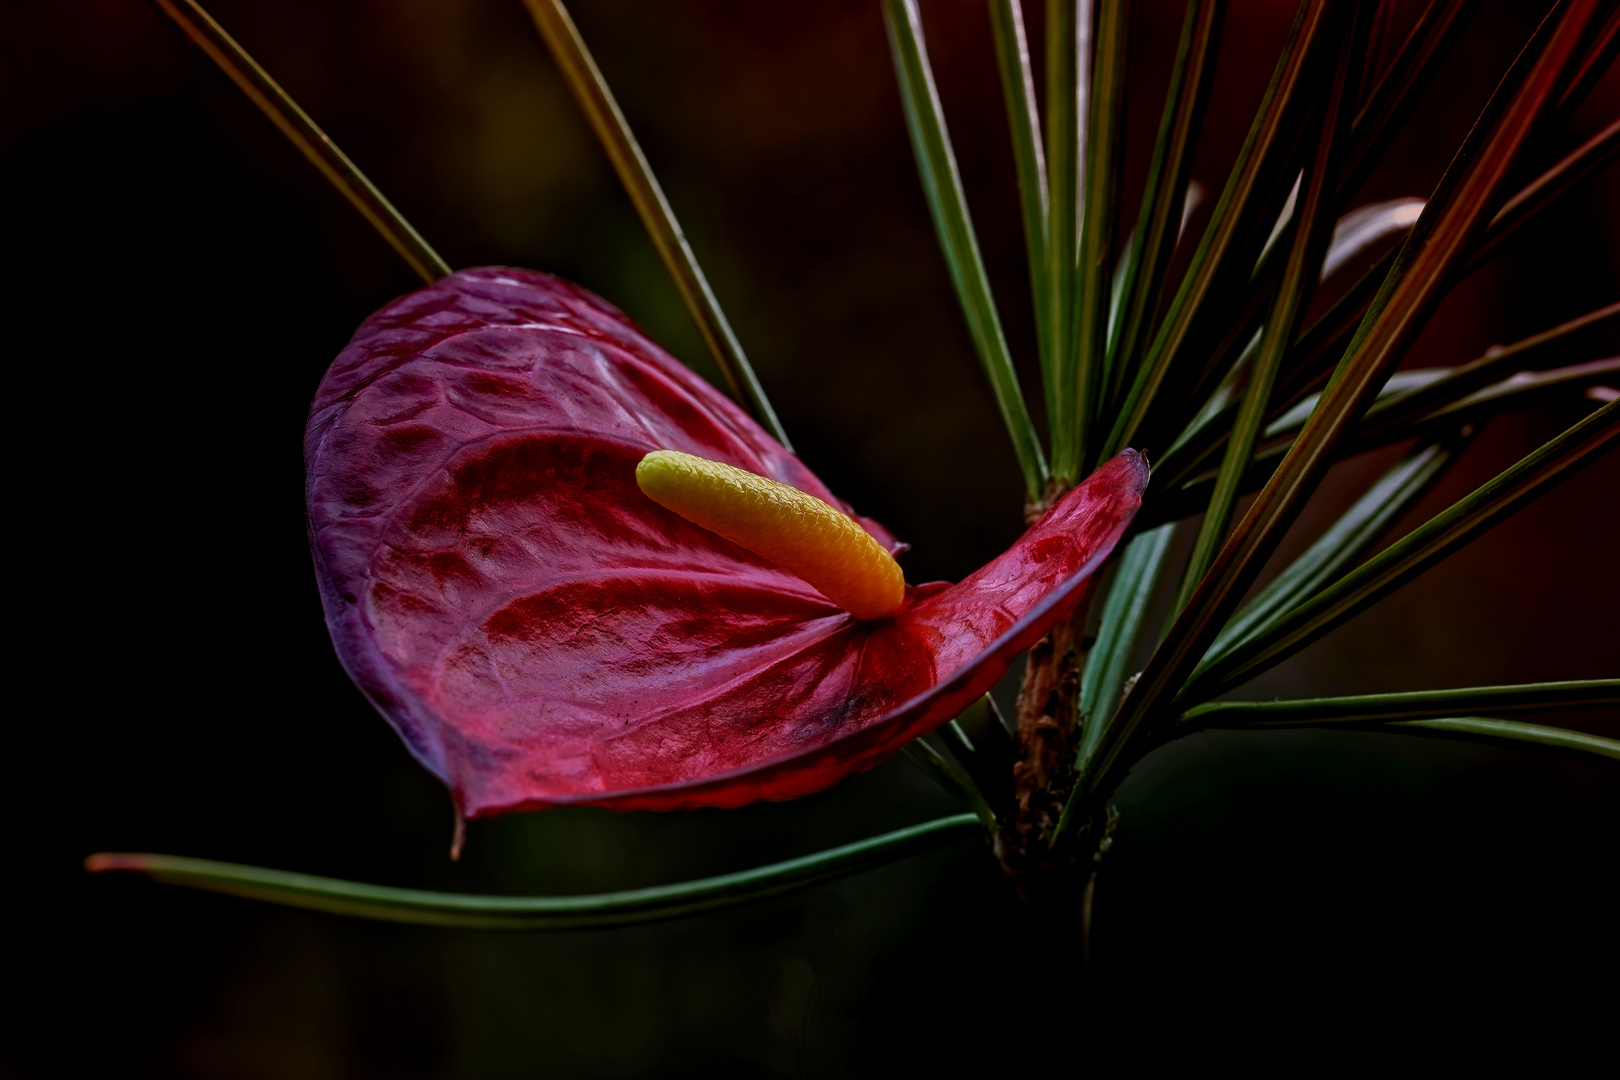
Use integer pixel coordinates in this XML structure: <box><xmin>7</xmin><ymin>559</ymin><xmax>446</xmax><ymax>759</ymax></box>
<box><xmin>307</xmin><ymin>269</ymin><xmax>1147</xmax><ymax>817</ymax></box>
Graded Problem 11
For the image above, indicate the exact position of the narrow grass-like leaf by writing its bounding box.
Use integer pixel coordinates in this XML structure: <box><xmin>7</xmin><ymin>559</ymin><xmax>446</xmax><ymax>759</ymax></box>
<box><xmin>901</xmin><ymin>739</ymin><xmax>1000</xmax><ymax>829</ymax></box>
<box><xmin>85</xmin><ymin>814</ymin><xmax>983</xmax><ymax>930</ymax></box>
<box><xmin>1270</xmin><ymin>87</ymin><xmax>1614</xmax><ymax>427</ymax></box>
<box><xmin>1337</xmin><ymin>0</ymin><xmax>1476</xmax><ymax>204</ymax></box>
<box><xmin>1063</xmin><ymin>0</ymin><xmax>1131</xmax><ymax>481</ymax></box>
<box><xmin>1105</xmin><ymin>0</ymin><xmax>1224</xmax><ymax>413</ymax></box>
<box><xmin>1354</xmin><ymin>300</ymin><xmax>1620</xmax><ymax>443</ymax></box>
<box><xmin>1045</xmin><ymin>0</ymin><xmax>1093</xmax><ymax>483</ymax></box>
<box><xmin>940</xmin><ymin>717</ymin><xmax>977</xmax><ymax>759</ymax></box>
<box><xmin>935</xmin><ymin>697</ymin><xmax>1015</xmax><ymax>819</ymax></box>
<box><xmin>1379</xmin><ymin>717</ymin><xmax>1620</xmax><ymax>764</ymax></box>
<box><xmin>1266</xmin><ymin>367</ymin><xmax>1450</xmax><ymax>438</ymax></box>
<box><xmin>1416</xmin><ymin>356</ymin><xmax>1620</xmax><ymax>425</ymax></box>
<box><xmin>1167</xmin><ymin>238</ymin><xmax>1405</xmax><ymax>493</ymax></box>
<box><xmin>987</xmin><ymin>0</ymin><xmax>1052</xmax><ymax>373</ymax></box>
<box><xmin>1261</xmin><ymin>125</ymin><xmax>1618</xmax><ymax>444</ymax></box>
<box><xmin>1075</xmin><ymin>0</ymin><xmax>1606</xmax><ymax>813</ymax></box>
<box><xmin>150</xmin><ymin>0</ymin><xmax>451</xmax><ymax>283</ymax></box>
<box><xmin>1145</xmin><ymin>351</ymin><xmax>1615</xmax><ymax>530</ymax></box>
<box><xmin>1187</xmin><ymin>398</ymin><xmax>1618</xmax><ymax>699</ymax></box>
<box><xmin>1104</xmin><ymin>0</ymin><xmax>1337</xmax><ymax>461</ymax></box>
<box><xmin>1265</xmin><ymin>325</ymin><xmax>1618</xmax><ymax>457</ymax></box>
<box><xmin>1200</xmin><ymin>438</ymin><xmax>1458</xmax><ymax>672</ymax></box>
<box><xmin>1463</xmin><ymin>117</ymin><xmax>1620</xmax><ymax>277</ymax></box>
<box><xmin>520</xmin><ymin>0</ymin><xmax>791</xmax><ymax>448</ymax></box>
<box><xmin>1277</xmin><ymin>359</ymin><xmax>1620</xmax><ymax>448</ymax></box>
<box><xmin>1268</xmin><ymin>245</ymin><xmax>1401</xmax><ymax>411</ymax></box>
<box><xmin>1551</xmin><ymin>7</ymin><xmax>1619</xmax><ymax>126</ymax></box>
<box><xmin>1174</xmin><ymin>25</ymin><xmax>1356</xmax><ymax>611</ymax></box>
<box><xmin>1156</xmin><ymin>352</ymin><xmax>1614</xmax><ymax>527</ymax></box>
<box><xmin>1155</xmin><ymin>199</ymin><xmax>1423</xmax><ymax>489</ymax></box>
<box><xmin>882</xmin><ymin>0</ymin><xmax>1049</xmax><ymax>498</ymax></box>
<box><xmin>1321</xmin><ymin>198</ymin><xmax>1426</xmax><ymax>278</ymax></box>
<box><xmin>1075</xmin><ymin>523</ymin><xmax>1176</xmax><ymax>777</ymax></box>
<box><xmin>1181</xmin><ymin>679</ymin><xmax>1620</xmax><ymax>728</ymax></box>
<box><xmin>1159</xmin><ymin>331</ymin><xmax>1258</xmax><ymax>469</ymax></box>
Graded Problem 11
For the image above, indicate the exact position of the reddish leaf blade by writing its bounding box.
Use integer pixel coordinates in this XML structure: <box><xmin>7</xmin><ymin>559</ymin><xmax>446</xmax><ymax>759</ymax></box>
<box><xmin>308</xmin><ymin>269</ymin><xmax>1147</xmax><ymax>816</ymax></box>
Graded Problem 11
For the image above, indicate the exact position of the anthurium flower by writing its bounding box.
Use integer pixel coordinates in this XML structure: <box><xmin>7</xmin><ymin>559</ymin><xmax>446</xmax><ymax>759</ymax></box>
<box><xmin>307</xmin><ymin>268</ymin><xmax>1148</xmax><ymax>818</ymax></box>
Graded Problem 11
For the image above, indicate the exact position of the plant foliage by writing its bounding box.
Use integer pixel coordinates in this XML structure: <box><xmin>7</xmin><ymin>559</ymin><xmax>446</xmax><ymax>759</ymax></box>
<box><xmin>96</xmin><ymin>0</ymin><xmax>1618</xmax><ymax>929</ymax></box>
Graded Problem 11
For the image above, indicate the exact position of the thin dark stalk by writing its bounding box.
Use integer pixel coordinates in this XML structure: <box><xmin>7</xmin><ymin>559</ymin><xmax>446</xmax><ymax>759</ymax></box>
<box><xmin>1072</xmin><ymin>0</ymin><xmax>1605</xmax><ymax>822</ymax></box>
<box><xmin>85</xmin><ymin>814</ymin><xmax>983</xmax><ymax>931</ymax></box>
<box><xmin>520</xmin><ymin>0</ymin><xmax>790</xmax><ymax>448</ymax></box>
<box><xmin>149</xmin><ymin>0</ymin><xmax>451</xmax><ymax>283</ymax></box>
<box><xmin>1361</xmin><ymin>0</ymin><xmax>1401</xmax><ymax>101</ymax></box>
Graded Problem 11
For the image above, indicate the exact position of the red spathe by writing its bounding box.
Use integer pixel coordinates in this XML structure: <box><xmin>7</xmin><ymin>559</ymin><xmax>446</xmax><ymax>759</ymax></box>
<box><xmin>307</xmin><ymin>268</ymin><xmax>1148</xmax><ymax>817</ymax></box>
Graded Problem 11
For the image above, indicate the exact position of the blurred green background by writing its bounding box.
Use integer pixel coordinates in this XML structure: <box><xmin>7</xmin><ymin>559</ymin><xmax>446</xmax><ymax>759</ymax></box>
<box><xmin>3</xmin><ymin>0</ymin><xmax>1615</xmax><ymax>1076</ymax></box>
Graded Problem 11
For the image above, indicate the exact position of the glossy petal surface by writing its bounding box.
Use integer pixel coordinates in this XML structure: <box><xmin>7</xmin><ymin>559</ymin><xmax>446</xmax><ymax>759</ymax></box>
<box><xmin>308</xmin><ymin>268</ymin><xmax>1148</xmax><ymax>816</ymax></box>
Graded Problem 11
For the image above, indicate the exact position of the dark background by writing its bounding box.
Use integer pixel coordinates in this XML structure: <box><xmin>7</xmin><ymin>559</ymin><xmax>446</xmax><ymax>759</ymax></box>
<box><xmin>3</xmin><ymin>0</ymin><xmax>1616</xmax><ymax>1076</ymax></box>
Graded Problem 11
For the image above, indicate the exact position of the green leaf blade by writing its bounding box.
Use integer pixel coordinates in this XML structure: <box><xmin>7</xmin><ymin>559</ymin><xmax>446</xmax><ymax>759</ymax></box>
<box><xmin>1389</xmin><ymin>717</ymin><xmax>1620</xmax><ymax>764</ymax></box>
<box><xmin>151</xmin><ymin>0</ymin><xmax>451</xmax><ymax>284</ymax></box>
<box><xmin>1062</xmin><ymin>0</ymin><xmax>1131</xmax><ymax>481</ymax></box>
<box><xmin>1188</xmin><ymin>398</ymin><xmax>1619</xmax><ymax>698</ymax></box>
<box><xmin>1103</xmin><ymin>0</ymin><xmax>1335</xmax><ymax>462</ymax></box>
<box><xmin>1354</xmin><ymin>300</ymin><xmax>1620</xmax><ymax>445</ymax></box>
<box><xmin>987</xmin><ymin>0</ymin><xmax>1052</xmax><ymax>377</ymax></box>
<box><xmin>521</xmin><ymin>0</ymin><xmax>790</xmax><ymax>448</ymax></box>
<box><xmin>1044</xmin><ymin>0</ymin><xmax>1092</xmax><ymax>483</ymax></box>
<box><xmin>1076</xmin><ymin>523</ymin><xmax>1177</xmax><ymax>777</ymax></box>
<box><xmin>1077</xmin><ymin>0</ymin><xmax>1609</xmax><ymax>811</ymax></box>
<box><xmin>1181</xmin><ymin>679</ymin><xmax>1620</xmax><ymax>727</ymax></box>
<box><xmin>1338</xmin><ymin>0</ymin><xmax>1477</xmax><ymax>204</ymax></box>
<box><xmin>1196</xmin><ymin>439</ymin><xmax>1459</xmax><ymax>674</ymax></box>
<box><xmin>1105</xmin><ymin>0</ymin><xmax>1225</xmax><ymax>422</ymax></box>
<box><xmin>85</xmin><ymin>814</ymin><xmax>984</xmax><ymax>931</ymax></box>
<box><xmin>883</xmin><ymin>0</ymin><xmax>1049</xmax><ymax>498</ymax></box>
<box><xmin>1173</xmin><ymin>20</ymin><xmax>1358</xmax><ymax>612</ymax></box>
<box><xmin>901</xmin><ymin>738</ymin><xmax>1000</xmax><ymax>829</ymax></box>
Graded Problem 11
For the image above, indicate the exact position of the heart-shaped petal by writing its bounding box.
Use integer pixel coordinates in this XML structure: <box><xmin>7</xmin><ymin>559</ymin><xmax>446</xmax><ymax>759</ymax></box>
<box><xmin>307</xmin><ymin>268</ymin><xmax>1147</xmax><ymax>816</ymax></box>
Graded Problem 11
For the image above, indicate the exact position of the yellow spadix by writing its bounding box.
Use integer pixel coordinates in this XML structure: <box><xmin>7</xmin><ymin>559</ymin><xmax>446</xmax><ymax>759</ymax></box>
<box><xmin>635</xmin><ymin>450</ymin><xmax>906</xmax><ymax>620</ymax></box>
